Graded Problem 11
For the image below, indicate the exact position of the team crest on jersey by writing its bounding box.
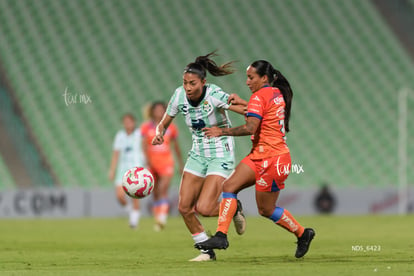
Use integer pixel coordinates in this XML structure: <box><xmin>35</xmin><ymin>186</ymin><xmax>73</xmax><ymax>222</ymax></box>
<box><xmin>202</xmin><ymin>101</ymin><xmax>212</xmax><ymax>113</ymax></box>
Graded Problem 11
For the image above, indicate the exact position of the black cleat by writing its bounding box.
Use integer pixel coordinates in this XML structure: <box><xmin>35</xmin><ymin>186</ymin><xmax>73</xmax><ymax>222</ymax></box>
<box><xmin>195</xmin><ymin>231</ymin><xmax>229</xmax><ymax>250</ymax></box>
<box><xmin>295</xmin><ymin>228</ymin><xmax>315</xmax><ymax>258</ymax></box>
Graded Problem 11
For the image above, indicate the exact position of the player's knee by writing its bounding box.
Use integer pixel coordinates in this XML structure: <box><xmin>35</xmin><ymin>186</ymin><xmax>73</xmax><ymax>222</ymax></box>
<box><xmin>117</xmin><ymin>198</ymin><xmax>127</xmax><ymax>206</ymax></box>
<box><xmin>222</xmin><ymin>179</ymin><xmax>236</xmax><ymax>193</ymax></box>
<box><xmin>257</xmin><ymin>205</ymin><xmax>274</xmax><ymax>218</ymax></box>
<box><xmin>178</xmin><ymin>203</ymin><xmax>193</xmax><ymax>217</ymax></box>
<box><xmin>195</xmin><ymin>202</ymin><xmax>216</xmax><ymax>217</ymax></box>
<box><xmin>116</xmin><ymin>192</ymin><xmax>127</xmax><ymax>205</ymax></box>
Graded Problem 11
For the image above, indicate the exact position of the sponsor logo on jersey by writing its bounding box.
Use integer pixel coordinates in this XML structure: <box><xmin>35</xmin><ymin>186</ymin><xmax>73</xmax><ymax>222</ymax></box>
<box><xmin>253</xmin><ymin>96</ymin><xmax>260</xmax><ymax>101</ymax></box>
<box><xmin>250</xmin><ymin>102</ymin><xmax>262</xmax><ymax>108</ymax></box>
<box><xmin>180</xmin><ymin>105</ymin><xmax>188</xmax><ymax>114</ymax></box>
<box><xmin>275</xmin><ymin>106</ymin><xmax>285</xmax><ymax>118</ymax></box>
<box><xmin>195</xmin><ymin>137</ymin><xmax>218</xmax><ymax>144</ymax></box>
<box><xmin>273</xmin><ymin>96</ymin><xmax>284</xmax><ymax>105</ymax></box>
<box><xmin>181</xmin><ymin>105</ymin><xmax>198</xmax><ymax>115</ymax></box>
<box><xmin>191</xmin><ymin>119</ymin><xmax>206</xmax><ymax>130</ymax></box>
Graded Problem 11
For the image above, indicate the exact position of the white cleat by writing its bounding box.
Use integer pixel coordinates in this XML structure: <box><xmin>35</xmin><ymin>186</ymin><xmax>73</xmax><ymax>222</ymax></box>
<box><xmin>233</xmin><ymin>200</ymin><xmax>246</xmax><ymax>235</ymax></box>
<box><xmin>188</xmin><ymin>250</ymin><xmax>216</xmax><ymax>262</ymax></box>
<box><xmin>153</xmin><ymin>222</ymin><xmax>165</xmax><ymax>232</ymax></box>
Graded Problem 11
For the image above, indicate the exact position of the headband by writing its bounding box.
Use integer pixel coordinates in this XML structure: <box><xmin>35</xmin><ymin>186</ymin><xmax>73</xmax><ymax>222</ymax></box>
<box><xmin>183</xmin><ymin>66</ymin><xmax>206</xmax><ymax>79</ymax></box>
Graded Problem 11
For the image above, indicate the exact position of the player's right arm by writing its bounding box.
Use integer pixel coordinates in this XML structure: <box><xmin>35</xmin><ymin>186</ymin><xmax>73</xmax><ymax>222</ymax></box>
<box><xmin>228</xmin><ymin>93</ymin><xmax>248</xmax><ymax>114</ymax></box>
<box><xmin>210</xmin><ymin>88</ymin><xmax>247</xmax><ymax>115</ymax></box>
<box><xmin>153</xmin><ymin>87</ymin><xmax>180</xmax><ymax>145</ymax></box>
<box><xmin>228</xmin><ymin>103</ymin><xmax>247</xmax><ymax>115</ymax></box>
<box><xmin>152</xmin><ymin>113</ymin><xmax>174</xmax><ymax>145</ymax></box>
<box><xmin>108</xmin><ymin>150</ymin><xmax>120</xmax><ymax>181</ymax></box>
<box><xmin>228</xmin><ymin>93</ymin><xmax>248</xmax><ymax>107</ymax></box>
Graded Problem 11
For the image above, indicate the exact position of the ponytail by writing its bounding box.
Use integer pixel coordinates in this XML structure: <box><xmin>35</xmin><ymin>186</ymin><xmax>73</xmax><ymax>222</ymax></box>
<box><xmin>184</xmin><ymin>50</ymin><xmax>235</xmax><ymax>79</ymax></box>
<box><xmin>271</xmin><ymin>70</ymin><xmax>293</xmax><ymax>132</ymax></box>
<box><xmin>250</xmin><ymin>60</ymin><xmax>293</xmax><ymax>132</ymax></box>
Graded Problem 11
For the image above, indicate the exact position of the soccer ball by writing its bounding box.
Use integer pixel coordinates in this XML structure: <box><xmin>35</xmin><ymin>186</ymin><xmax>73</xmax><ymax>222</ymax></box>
<box><xmin>122</xmin><ymin>167</ymin><xmax>155</xmax><ymax>198</ymax></box>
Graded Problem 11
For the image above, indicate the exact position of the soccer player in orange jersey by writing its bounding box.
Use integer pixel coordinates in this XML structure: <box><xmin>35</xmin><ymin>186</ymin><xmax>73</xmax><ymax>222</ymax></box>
<box><xmin>196</xmin><ymin>60</ymin><xmax>315</xmax><ymax>258</ymax></box>
<box><xmin>141</xmin><ymin>101</ymin><xmax>184</xmax><ymax>231</ymax></box>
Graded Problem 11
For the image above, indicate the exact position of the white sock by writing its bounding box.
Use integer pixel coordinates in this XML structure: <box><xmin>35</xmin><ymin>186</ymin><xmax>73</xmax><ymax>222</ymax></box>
<box><xmin>192</xmin><ymin>232</ymin><xmax>209</xmax><ymax>253</ymax></box>
<box><xmin>129</xmin><ymin>210</ymin><xmax>141</xmax><ymax>227</ymax></box>
<box><xmin>192</xmin><ymin>231</ymin><xmax>208</xmax><ymax>244</ymax></box>
<box><xmin>158</xmin><ymin>214</ymin><xmax>168</xmax><ymax>225</ymax></box>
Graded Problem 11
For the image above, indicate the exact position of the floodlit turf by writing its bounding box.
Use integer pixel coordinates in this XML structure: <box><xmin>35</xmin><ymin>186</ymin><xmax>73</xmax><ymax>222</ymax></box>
<box><xmin>0</xmin><ymin>215</ymin><xmax>413</xmax><ymax>275</ymax></box>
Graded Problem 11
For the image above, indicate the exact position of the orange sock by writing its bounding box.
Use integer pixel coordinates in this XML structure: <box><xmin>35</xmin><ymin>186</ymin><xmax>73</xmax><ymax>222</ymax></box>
<box><xmin>270</xmin><ymin>207</ymin><xmax>304</xmax><ymax>237</ymax></box>
<box><xmin>153</xmin><ymin>199</ymin><xmax>169</xmax><ymax>224</ymax></box>
<box><xmin>216</xmin><ymin>193</ymin><xmax>238</xmax><ymax>234</ymax></box>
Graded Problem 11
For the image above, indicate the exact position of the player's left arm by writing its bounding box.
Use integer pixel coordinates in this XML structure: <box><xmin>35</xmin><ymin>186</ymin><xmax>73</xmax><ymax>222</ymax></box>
<box><xmin>203</xmin><ymin>116</ymin><xmax>260</xmax><ymax>137</ymax></box>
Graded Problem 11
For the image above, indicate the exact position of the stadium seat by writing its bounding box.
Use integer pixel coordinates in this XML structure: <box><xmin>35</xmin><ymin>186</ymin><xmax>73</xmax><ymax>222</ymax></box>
<box><xmin>0</xmin><ymin>0</ymin><xmax>412</xmax><ymax>187</ymax></box>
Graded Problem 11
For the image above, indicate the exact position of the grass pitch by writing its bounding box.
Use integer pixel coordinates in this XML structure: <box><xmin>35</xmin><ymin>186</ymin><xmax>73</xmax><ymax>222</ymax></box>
<box><xmin>0</xmin><ymin>215</ymin><xmax>413</xmax><ymax>275</ymax></box>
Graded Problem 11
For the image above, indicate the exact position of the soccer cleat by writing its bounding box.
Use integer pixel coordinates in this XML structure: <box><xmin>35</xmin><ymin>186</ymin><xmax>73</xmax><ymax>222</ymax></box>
<box><xmin>153</xmin><ymin>221</ymin><xmax>165</xmax><ymax>232</ymax></box>
<box><xmin>233</xmin><ymin>200</ymin><xmax>246</xmax><ymax>235</ymax></box>
<box><xmin>295</xmin><ymin>228</ymin><xmax>315</xmax><ymax>258</ymax></box>
<box><xmin>195</xmin><ymin>231</ymin><xmax>229</xmax><ymax>250</ymax></box>
<box><xmin>153</xmin><ymin>223</ymin><xmax>162</xmax><ymax>232</ymax></box>
<box><xmin>189</xmin><ymin>250</ymin><xmax>216</xmax><ymax>262</ymax></box>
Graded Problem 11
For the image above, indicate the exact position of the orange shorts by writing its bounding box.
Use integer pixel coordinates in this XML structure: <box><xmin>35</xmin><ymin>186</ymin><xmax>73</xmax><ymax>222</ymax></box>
<box><xmin>148</xmin><ymin>154</ymin><xmax>175</xmax><ymax>177</ymax></box>
<box><xmin>241</xmin><ymin>152</ymin><xmax>291</xmax><ymax>192</ymax></box>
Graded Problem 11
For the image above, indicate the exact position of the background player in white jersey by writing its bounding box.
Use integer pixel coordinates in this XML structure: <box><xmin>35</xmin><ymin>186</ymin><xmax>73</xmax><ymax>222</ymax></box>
<box><xmin>108</xmin><ymin>113</ymin><xmax>146</xmax><ymax>229</ymax></box>
<box><xmin>152</xmin><ymin>51</ymin><xmax>247</xmax><ymax>261</ymax></box>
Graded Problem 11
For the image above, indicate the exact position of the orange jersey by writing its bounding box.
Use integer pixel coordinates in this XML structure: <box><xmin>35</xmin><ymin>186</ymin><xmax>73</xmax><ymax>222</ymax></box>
<box><xmin>246</xmin><ymin>86</ymin><xmax>289</xmax><ymax>159</ymax></box>
<box><xmin>140</xmin><ymin>121</ymin><xmax>178</xmax><ymax>166</ymax></box>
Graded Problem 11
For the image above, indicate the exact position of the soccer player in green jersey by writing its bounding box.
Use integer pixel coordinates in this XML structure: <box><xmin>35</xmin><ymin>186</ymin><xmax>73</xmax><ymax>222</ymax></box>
<box><xmin>152</xmin><ymin>52</ymin><xmax>246</xmax><ymax>261</ymax></box>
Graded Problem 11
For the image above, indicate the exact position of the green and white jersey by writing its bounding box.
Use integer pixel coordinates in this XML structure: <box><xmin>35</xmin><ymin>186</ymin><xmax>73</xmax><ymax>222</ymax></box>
<box><xmin>167</xmin><ymin>84</ymin><xmax>235</xmax><ymax>158</ymax></box>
